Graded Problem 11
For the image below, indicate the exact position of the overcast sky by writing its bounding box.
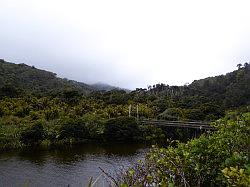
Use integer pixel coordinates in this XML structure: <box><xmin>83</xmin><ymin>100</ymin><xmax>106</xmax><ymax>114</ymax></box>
<box><xmin>1</xmin><ymin>0</ymin><xmax>250</xmax><ymax>89</ymax></box>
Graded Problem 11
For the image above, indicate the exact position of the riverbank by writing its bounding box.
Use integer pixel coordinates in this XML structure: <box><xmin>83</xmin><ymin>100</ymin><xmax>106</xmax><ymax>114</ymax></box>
<box><xmin>1</xmin><ymin>115</ymin><xmax>204</xmax><ymax>152</ymax></box>
<box><xmin>0</xmin><ymin>116</ymin><xmax>162</xmax><ymax>151</ymax></box>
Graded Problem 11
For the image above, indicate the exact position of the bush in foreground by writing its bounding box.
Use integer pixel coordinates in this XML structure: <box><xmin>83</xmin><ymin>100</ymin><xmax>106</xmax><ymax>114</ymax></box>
<box><xmin>114</xmin><ymin>112</ymin><xmax>250</xmax><ymax>186</ymax></box>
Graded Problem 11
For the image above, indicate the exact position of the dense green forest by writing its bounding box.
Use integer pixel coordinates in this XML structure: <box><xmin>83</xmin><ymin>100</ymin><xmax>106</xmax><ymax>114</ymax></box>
<box><xmin>0</xmin><ymin>60</ymin><xmax>249</xmax><ymax>150</ymax></box>
<box><xmin>0</xmin><ymin>59</ymin><xmax>93</xmax><ymax>97</ymax></box>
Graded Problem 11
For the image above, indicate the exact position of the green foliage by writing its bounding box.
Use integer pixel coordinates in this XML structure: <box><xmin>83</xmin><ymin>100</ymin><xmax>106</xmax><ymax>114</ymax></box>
<box><xmin>0</xmin><ymin>118</ymin><xmax>22</xmax><ymax>149</ymax></box>
<box><xmin>222</xmin><ymin>166</ymin><xmax>250</xmax><ymax>186</ymax></box>
<box><xmin>0</xmin><ymin>60</ymin><xmax>249</xmax><ymax>123</ymax></box>
<box><xmin>0</xmin><ymin>61</ymin><xmax>249</xmax><ymax>153</ymax></box>
<box><xmin>0</xmin><ymin>60</ymin><xmax>93</xmax><ymax>97</ymax></box>
<box><xmin>61</xmin><ymin>90</ymin><xmax>81</xmax><ymax>104</ymax></box>
<box><xmin>185</xmin><ymin>108</ymin><xmax>205</xmax><ymax>121</ymax></box>
<box><xmin>20</xmin><ymin>121</ymin><xmax>45</xmax><ymax>146</ymax></box>
<box><xmin>0</xmin><ymin>95</ymin><xmax>160</xmax><ymax>150</ymax></box>
<box><xmin>116</xmin><ymin>112</ymin><xmax>250</xmax><ymax>186</ymax></box>
<box><xmin>58</xmin><ymin>118</ymin><xmax>89</xmax><ymax>142</ymax></box>
<box><xmin>139</xmin><ymin>125</ymin><xmax>165</xmax><ymax>143</ymax></box>
<box><xmin>104</xmin><ymin>117</ymin><xmax>140</xmax><ymax>142</ymax></box>
<box><xmin>82</xmin><ymin>113</ymin><xmax>105</xmax><ymax>140</ymax></box>
<box><xmin>0</xmin><ymin>84</ymin><xmax>21</xmax><ymax>98</ymax></box>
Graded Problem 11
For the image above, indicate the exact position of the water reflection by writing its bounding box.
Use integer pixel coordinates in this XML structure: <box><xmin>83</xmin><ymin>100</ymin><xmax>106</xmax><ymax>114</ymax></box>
<box><xmin>0</xmin><ymin>143</ymin><xmax>148</xmax><ymax>187</ymax></box>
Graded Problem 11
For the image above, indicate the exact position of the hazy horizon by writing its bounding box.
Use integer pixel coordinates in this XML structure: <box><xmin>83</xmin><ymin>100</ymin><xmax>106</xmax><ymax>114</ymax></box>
<box><xmin>1</xmin><ymin>0</ymin><xmax>250</xmax><ymax>89</ymax></box>
<box><xmin>0</xmin><ymin>58</ymin><xmax>245</xmax><ymax>90</ymax></box>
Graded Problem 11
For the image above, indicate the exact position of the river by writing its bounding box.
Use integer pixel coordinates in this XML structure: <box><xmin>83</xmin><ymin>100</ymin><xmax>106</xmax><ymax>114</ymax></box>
<box><xmin>0</xmin><ymin>143</ymin><xmax>149</xmax><ymax>187</ymax></box>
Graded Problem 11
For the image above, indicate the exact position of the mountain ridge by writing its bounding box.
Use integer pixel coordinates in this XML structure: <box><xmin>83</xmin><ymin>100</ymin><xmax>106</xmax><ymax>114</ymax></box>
<box><xmin>0</xmin><ymin>59</ymin><xmax>94</xmax><ymax>96</ymax></box>
<box><xmin>0</xmin><ymin>59</ymin><xmax>249</xmax><ymax>109</ymax></box>
<box><xmin>0</xmin><ymin>59</ymin><xmax>130</xmax><ymax>97</ymax></box>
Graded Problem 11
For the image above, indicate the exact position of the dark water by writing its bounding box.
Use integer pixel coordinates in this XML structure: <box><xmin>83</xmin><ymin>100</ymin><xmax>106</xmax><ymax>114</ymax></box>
<box><xmin>0</xmin><ymin>143</ymin><xmax>149</xmax><ymax>187</ymax></box>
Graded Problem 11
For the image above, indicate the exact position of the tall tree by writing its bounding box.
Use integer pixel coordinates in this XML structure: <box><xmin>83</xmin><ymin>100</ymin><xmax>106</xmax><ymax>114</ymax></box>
<box><xmin>237</xmin><ymin>63</ymin><xmax>242</xmax><ymax>69</ymax></box>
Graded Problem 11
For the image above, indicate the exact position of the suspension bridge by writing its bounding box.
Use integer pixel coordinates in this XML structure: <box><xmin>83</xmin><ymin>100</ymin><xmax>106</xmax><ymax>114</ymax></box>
<box><xmin>140</xmin><ymin>119</ymin><xmax>216</xmax><ymax>130</ymax></box>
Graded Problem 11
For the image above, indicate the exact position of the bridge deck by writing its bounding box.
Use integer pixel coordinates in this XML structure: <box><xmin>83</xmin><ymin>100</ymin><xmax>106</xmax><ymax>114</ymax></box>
<box><xmin>140</xmin><ymin>120</ymin><xmax>215</xmax><ymax>130</ymax></box>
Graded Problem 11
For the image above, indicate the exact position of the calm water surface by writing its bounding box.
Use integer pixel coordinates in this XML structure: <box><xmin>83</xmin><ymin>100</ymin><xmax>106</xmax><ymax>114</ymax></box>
<box><xmin>0</xmin><ymin>143</ymin><xmax>149</xmax><ymax>187</ymax></box>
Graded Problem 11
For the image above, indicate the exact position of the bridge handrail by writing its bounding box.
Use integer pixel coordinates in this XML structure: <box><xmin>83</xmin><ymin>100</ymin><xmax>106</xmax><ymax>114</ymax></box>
<box><xmin>140</xmin><ymin>119</ymin><xmax>215</xmax><ymax>130</ymax></box>
<box><xmin>140</xmin><ymin>119</ymin><xmax>210</xmax><ymax>125</ymax></box>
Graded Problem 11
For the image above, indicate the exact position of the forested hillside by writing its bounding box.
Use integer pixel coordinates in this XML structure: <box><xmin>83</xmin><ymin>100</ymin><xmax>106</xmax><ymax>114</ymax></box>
<box><xmin>0</xmin><ymin>59</ymin><xmax>249</xmax><ymax>151</ymax></box>
<box><xmin>188</xmin><ymin>63</ymin><xmax>250</xmax><ymax>108</ymax></box>
<box><xmin>0</xmin><ymin>59</ymin><xmax>93</xmax><ymax>97</ymax></box>
<box><xmin>128</xmin><ymin>63</ymin><xmax>250</xmax><ymax>121</ymax></box>
<box><xmin>0</xmin><ymin>59</ymin><xmax>249</xmax><ymax>122</ymax></box>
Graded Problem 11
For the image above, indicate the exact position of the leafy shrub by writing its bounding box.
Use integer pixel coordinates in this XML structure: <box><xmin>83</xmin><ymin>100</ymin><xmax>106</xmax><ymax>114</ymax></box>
<box><xmin>82</xmin><ymin>114</ymin><xmax>105</xmax><ymax>140</ymax></box>
<box><xmin>44</xmin><ymin>109</ymin><xmax>59</xmax><ymax>120</ymax></box>
<box><xmin>14</xmin><ymin>106</ymin><xmax>30</xmax><ymax>118</ymax></box>
<box><xmin>139</xmin><ymin>125</ymin><xmax>165</xmax><ymax>143</ymax></box>
<box><xmin>222</xmin><ymin>166</ymin><xmax>250</xmax><ymax>186</ymax></box>
<box><xmin>20</xmin><ymin>121</ymin><xmax>45</xmax><ymax>146</ymax></box>
<box><xmin>58</xmin><ymin>118</ymin><xmax>89</xmax><ymax>142</ymax></box>
<box><xmin>0</xmin><ymin>120</ymin><xmax>21</xmax><ymax>150</ymax></box>
<box><xmin>185</xmin><ymin>108</ymin><xmax>205</xmax><ymax>121</ymax></box>
<box><xmin>104</xmin><ymin>116</ymin><xmax>140</xmax><ymax>142</ymax></box>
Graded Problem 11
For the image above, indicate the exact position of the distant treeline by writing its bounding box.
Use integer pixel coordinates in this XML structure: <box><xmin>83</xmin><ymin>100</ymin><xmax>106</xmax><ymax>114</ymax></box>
<box><xmin>0</xmin><ymin>60</ymin><xmax>249</xmax><ymax>150</ymax></box>
<box><xmin>1</xmin><ymin>60</ymin><xmax>249</xmax><ymax>121</ymax></box>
